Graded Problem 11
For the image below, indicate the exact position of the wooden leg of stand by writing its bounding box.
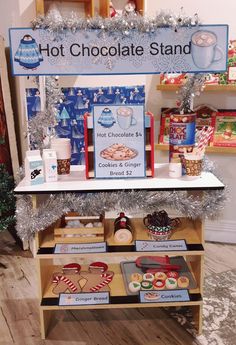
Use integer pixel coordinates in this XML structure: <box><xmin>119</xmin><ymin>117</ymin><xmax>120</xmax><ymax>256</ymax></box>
<box><xmin>40</xmin><ymin>309</ymin><xmax>53</xmax><ymax>339</ymax></box>
<box><xmin>192</xmin><ymin>304</ymin><xmax>203</xmax><ymax>335</ymax></box>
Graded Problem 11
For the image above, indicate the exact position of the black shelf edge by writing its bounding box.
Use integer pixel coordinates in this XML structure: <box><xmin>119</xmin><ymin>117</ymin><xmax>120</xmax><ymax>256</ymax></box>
<box><xmin>41</xmin><ymin>293</ymin><xmax>202</xmax><ymax>307</ymax></box>
<box><xmin>37</xmin><ymin>243</ymin><xmax>204</xmax><ymax>255</ymax></box>
<box><xmin>15</xmin><ymin>186</ymin><xmax>224</xmax><ymax>195</ymax></box>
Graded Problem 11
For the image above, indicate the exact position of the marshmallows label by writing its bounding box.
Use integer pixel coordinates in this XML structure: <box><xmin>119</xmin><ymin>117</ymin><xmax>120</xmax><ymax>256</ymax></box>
<box><xmin>140</xmin><ymin>289</ymin><xmax>190</xmax><ymax>303</ymax></box>
<box><xmin>9</xmin><ymin>25</ymin><xmax>228</xmax><ymax>76</ymax></box>
<box><xmin>54</xmin><ymin>242</ymin><xmax>107</xmax><ymax>254</ymax></box>
<box><xmin>59</xmin><ymin>292</ymin><xmax>110</xmax><ymax>306</ymax></box>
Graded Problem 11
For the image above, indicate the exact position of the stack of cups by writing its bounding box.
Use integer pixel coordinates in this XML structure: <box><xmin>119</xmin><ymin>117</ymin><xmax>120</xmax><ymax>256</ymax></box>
<box><xmin>169</xmin><ymin>113</ymin><xmax>196</xmax><ymax>175</ymax></box>
<box><xmin>51</xmin><ymin>138</ymin><xmax>71</xmax><ymax>175</ymax></box>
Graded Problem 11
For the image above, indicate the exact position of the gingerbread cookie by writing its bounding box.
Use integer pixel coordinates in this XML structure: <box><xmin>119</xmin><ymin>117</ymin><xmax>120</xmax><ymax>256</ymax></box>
<box><xmin>52</xmin><ymin>263</ymin><xmax>82</xmax><ymax>295</ymax></box>
<box><xmin>81</xmin><ymin>262</ymin><xmax>114</xmax><ymax>293</ymax></box>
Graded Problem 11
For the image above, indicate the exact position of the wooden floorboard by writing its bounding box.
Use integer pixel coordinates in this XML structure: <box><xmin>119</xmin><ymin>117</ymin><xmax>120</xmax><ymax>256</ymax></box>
<box><xmin>0</xmin><ymin>231</ymin><xmax>235</xmax><ymax>344</ymax></box>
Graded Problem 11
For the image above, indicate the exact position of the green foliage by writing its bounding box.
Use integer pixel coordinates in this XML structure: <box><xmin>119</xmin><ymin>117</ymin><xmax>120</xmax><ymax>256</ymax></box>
<box><xmin>0</xmin><ymin>164</ymin><xmax>15</xmax><ymax>232</ymax></box>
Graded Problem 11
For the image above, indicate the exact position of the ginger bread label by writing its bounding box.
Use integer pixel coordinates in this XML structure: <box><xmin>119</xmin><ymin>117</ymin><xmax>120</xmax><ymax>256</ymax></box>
<box><xmin>135</xmin><ymin>239</ymin><xmax>187</xmax><ymax>252</ymax></box>
<box><xmin>140</xmin><ymin>289</ymin><xmax>190</xmax><ymax>303</ymax></box>
<box><xmin>10</xmin><ymin>26</ymin><xmax>228</xmax><ymax>76</ymax></box>
<box><xmin>59</xmin><ymin>292</ymin><xmax>110</xmax><ymax>306</ymax></box>
<box><xmin>54</xmin><ymin>242</ymin><xmax>107</xmax><ymax>254</ymax></box>
<box><xmin>93</xmin><ymin>104</ymin><xmax>145</xmax><ymax>179</ymax></box>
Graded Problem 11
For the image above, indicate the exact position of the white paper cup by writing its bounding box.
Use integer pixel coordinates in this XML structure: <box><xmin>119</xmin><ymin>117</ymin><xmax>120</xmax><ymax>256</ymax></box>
<box><xmin>51</xmin><ymin>138</ymin><xmax>71</xmax><ymax>175</ymax></box>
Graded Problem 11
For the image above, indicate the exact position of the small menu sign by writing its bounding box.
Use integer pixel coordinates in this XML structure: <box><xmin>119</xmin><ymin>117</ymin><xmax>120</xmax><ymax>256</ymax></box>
<box><xmin>54</xmin><ymin>242</ymin><xmax>107</xmax><ymax>254</ymax></box>
<box><xmin>135</xmin><ymin>239</ymin><xmax>187</xmax><ymax>252</ymax></box>
<box><xmin>140</xmin><ymin>289</ymin><xmax>190</xmax><ymax>303</ymax></box>
<box><xmin>59</xmin><ymin>292</ymin><xmax>110</xmax><ymax>306</ymax></box>
<box><xmin>93</xmin><ymin>105</ymin><xmax>145</xmax><ymax>179</ymax></box>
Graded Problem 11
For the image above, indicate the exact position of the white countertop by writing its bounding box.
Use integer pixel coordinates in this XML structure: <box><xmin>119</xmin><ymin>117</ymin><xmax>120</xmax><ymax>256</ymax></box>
<box><xmin>14</xmin><ymin>164</ymin><xmax>224</xmax><ymax>194</ymax></box>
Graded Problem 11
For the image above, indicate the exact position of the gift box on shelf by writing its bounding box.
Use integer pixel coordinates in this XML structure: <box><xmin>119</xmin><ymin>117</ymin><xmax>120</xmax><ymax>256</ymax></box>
<box><xmin>54</xmin><ymin>213</ymin><xmax>104</xmax><ymax>244</ymax></box>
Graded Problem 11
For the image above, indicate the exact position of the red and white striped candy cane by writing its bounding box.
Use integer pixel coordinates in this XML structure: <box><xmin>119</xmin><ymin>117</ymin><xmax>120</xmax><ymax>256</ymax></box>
<box><xmin>53</xmin><ymin>275</ymin><xmax>78</xmax><ymax>292</ymax></box>
<box><xmin>197</xmin><ymin>126</ymin><xmax>214</xmax><ymax>154</ymax></box>
<box><xmin>90</xmin><ymin>273</ymin><xmax>113</xmax><ymax>292</ymax></box>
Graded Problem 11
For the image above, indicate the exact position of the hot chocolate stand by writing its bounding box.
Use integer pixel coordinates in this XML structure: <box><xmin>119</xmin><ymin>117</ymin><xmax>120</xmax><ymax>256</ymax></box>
<box><xmin>11</xmin><ymin>2</ymin><xmax>227</xmax><ymax>339</ymax></box>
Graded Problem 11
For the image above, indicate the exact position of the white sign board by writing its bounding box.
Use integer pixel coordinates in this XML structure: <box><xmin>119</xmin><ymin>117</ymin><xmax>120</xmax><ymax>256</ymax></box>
<box><xmin>93</xmin><ymin>104</ymin><xmax>145</xmax><ymax>178</ymax></box>
<box><xmin>9</xmin><ymin>25</ymin><xmax>228</xmax><ymax>76</ymax></box>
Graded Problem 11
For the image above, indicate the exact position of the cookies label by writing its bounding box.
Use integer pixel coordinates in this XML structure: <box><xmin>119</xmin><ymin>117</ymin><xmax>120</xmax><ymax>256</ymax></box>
<box><xmin>59</xmin><ymin>292</ymin><xmax>110</xmax><ymax>306</ymax></box>
<box><xmin>93</xmin><ymin>105</ymin><xmax>146</xmax><ymax>179</ymax></box>
<box><xmin>135</xmin><ymin>239</ymin><xmax>187</xmax><ymax>252</ymax></box>
<box><xmin>140</xmin><ymin>289</ymin><xmax>190</xmax><ymax>303</ymax></box>
<box><xmin>54</xmin><ymin>242</ymin><xmax>107</xmax><ymax>254</ymax></box>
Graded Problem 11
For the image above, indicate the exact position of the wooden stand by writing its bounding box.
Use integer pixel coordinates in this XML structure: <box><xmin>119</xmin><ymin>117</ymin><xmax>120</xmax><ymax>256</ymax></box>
<box><xmin>14</xmin><ymin>169</ymin><xmax>224</xmax><ymax>339</ymax></box>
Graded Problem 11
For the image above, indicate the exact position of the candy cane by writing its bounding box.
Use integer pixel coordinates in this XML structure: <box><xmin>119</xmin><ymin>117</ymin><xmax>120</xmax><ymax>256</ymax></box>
<box><xmin>90</xmin><ymin>274</ymin><xmax>113</xmax><ymax>292</ymax></box>
<box><xmin>197</xmin><ymin>126</ymin><xmax>214</xmax><ymax>154</ymax></box>
<box><xmin>53</xmin><ymin>275</ymin><xmax>78</xmax><ymax>292</ymax></box>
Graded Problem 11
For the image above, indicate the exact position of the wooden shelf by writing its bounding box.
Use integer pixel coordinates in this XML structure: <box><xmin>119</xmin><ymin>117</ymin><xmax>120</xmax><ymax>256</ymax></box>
<box><xmin>40</xmin><ymin>261</ymin><xmax>201</xmax><ymax>304</ymax></box>
<box><xmin>37</xmin><ymin>218</ymin><xmax>204</xmax><ymax>257</ymax></box>
<box><xmin>156</xmin><ymin>143</ymin><xmax>236</xmax><ymax>154</ymax></box>
<box><xmin>36</xmin><ymin>0</ymin><xmax>95</xmax><ymax>17</ymax></box>
<box><xmin>156</xmin><ymin>84</ymin><xmax>236</xmax><ymax>92</ymax></box>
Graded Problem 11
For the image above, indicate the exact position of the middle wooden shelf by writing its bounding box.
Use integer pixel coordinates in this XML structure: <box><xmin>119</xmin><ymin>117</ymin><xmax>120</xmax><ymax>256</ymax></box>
<box><xmin>37</xmin><ymin>217</ymin><xmax>204</xmax><ymax>257</ymax></box>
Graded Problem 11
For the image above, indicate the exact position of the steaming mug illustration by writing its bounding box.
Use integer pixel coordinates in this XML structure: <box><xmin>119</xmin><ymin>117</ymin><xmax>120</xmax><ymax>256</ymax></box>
<box><xmin>117</xmin><ymin>107</ymin><xmax>137</xmax><ymax>130</ymax></box>
<box><xmin>191</xmin><ymin>30</ymin><xmax>223</xmax><ymax>69</ymax></box>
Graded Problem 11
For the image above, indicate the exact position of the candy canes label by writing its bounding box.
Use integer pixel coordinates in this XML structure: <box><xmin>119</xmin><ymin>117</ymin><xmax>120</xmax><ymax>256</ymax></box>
<box><xmin>135</xmin><ymin>240</ymin><xmax>187</xmax><ymax>252</ymax></box>
<box><xmin>140</xmin><ymin>289</ymin><xmax>190</xmax><ymax>303</ymax></box>
<box><xmin>54</xmin><ymin>242</ymin><xmax>107</xmax><ymax>254</ymax></box>
<box><xmin>59</xmin><ymin>292</ymin><xmax>110</xmax><ymax>306</ymax></box>
<box><xmin>93</xmin><ymin>104</ymin><xmax>145</xmax><ymax>178</ymax></box>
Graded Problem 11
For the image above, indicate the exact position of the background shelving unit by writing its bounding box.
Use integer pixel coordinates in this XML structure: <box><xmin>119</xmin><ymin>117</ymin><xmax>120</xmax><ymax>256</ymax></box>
<box><xmin>36</xmin><ymin>0</ymin><xmax>95</xmax><ymax>17</ymax></box>
<box><xmin>157</xmin><ymin>84</ymin><xmax>236</xmax><ymax>92</ymax></box>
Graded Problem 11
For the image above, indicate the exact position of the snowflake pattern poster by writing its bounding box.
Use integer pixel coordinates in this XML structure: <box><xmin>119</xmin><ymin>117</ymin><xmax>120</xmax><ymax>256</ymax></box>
<box><xmin>26</xmin><ymin>85</ymin><xmax>145</xmax><ymax>165</ymax></box>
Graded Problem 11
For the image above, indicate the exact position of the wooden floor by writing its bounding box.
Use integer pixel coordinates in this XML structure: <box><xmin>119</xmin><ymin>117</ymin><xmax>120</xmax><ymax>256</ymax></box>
<box><xmin>0</xmin><ymin>231</ymin><xmax>235</xmax><ymax>345</ymax></box>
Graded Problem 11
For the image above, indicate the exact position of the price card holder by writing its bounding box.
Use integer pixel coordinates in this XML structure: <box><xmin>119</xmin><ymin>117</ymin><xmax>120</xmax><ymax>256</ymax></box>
<box><xmin>54</xmin><ymin>242</ymin><xmax>107</xmax><ymax>254</ymax></box>
<box><xmin>139</xmin><ymin>289</ymin><xmax>190</xmax><ymax>304</ymax></box>
<box><xmin>135</xmin><ymin>239</ymin><xmax>187</xmax><ymax>252</ymax></box>
<box><xmin>59</xmin><ymin>292</ymin><xmax>110</xmax><ymax>306</ymax></box>
<box><xmin>93</xmin><ymin>104</ymin><xmax>146</xmax><ymax>179</ymax></box>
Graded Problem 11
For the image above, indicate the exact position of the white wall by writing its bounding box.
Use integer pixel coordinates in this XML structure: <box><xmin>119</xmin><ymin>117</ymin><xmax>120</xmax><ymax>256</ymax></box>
<box><xmin>0</xmin><ymin>0</ymin><xmax>235</xmax><ymax>242</ymax></box>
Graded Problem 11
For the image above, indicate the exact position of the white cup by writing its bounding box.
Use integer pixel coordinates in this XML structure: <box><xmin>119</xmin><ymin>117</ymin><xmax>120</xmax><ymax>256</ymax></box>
<box><xmin>51</xmin><ymin>138</ymin><xmax>71</xmax><ymax>175</ymax></box>
<box><xmin>117</xmin><ymin>107</ymin><xmax>137</xmax><ymax>130</ymax></box>
<box><xmin>51</xmin><ymin>138</ymin><xmax>71</xmax><ymax>159</ymax></box>
<box><xmin>191</xmin><ymin>30</ymin><xmax>223</xmax><ymax>69</ymax></box>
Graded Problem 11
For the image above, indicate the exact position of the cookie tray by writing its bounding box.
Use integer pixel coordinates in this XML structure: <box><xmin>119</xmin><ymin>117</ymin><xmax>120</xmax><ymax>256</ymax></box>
<box><xmin>120</xmin><ymin>256</ymin><xmax>197</xmax><ymax>296</ymax></box>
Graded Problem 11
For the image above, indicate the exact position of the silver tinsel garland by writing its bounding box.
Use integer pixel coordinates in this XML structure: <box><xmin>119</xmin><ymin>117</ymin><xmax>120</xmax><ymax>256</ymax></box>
<box><xmin>16</xmin><ymin>156</ymin><xmax>227</xmax><ymax>240</ymax></box>
<box><xmin>31</xmin><ymin>9</ymin><xmax>199</xmax><ymax>36</ymax></box>
<box><xmin>177</xmin><ymin>74</ymin><xmax>206</xmax><ymax>113</ymax></box>
<box><xmin>28</xmin><ymin>76</ymin><xmax>63</xmax><ymax>149</ymax></box>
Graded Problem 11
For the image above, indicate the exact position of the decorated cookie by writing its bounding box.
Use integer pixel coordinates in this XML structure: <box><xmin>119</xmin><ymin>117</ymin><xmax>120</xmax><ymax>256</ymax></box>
<box><xmin>81</xmin><ymin>262</ymin><xmax>114</xmax><ymax>293</ymax></box>
<box><xmin>153</xmin><ymin>279</ymin><xmax>165</xmax><ymax>290</ymax></box>
<box><xmin>154</xmin><ymin>272</ymin><xmax>167</xmax><ymax>281</ymax></box>
<box><xmin>166</xmin><ymin>271</ymin><xmax>179</xmax><ymax>279</ymax></box>
<box><xmin>165</xmin><ymin>277</ymin><xmax>178</xmax><ymax>289</ymax></box>
<box><xmin>52</xmin><ymin>263</ymin><xmax>82</xmax><ymax>295</ymax></box>
<box><xmin>143</xmin><ymin>273</ymin><xmax>155</xmax><ymax>282</ymax></box>
<box><xmin>178</xmin><ymin>276</ymin><xmax>190</xmax><ymax>288</ymax></box>
<box><xmin>141</xmin><ymin>281</ymin><xmax>153</xmax><ymax>290</ymax></box>
<box><xmin>131</xmin><ymin>273</ymin><xmax>143</xmax><ymax>283</ymax></box>
<box><xmin>129</xmin><ymin>281</ymin><xmax>141</xmax><ymax>293</ymax></box>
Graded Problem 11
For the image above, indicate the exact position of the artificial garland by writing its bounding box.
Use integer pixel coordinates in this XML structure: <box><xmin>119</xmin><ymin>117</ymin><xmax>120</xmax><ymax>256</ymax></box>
<box><xmin>16</xmin><ymin>157</ymin><xmax>227</xmax><ymax>240</ymax></box>
<box><xmin>32</xmin><ymin>9</ymin><xmax>199</xmax><ymax>36</ymax></box>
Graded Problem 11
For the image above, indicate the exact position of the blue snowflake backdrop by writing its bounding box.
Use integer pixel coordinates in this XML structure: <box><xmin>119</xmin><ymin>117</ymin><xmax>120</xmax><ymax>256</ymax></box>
<box><xmin>26</xmin><ymin>85</ymin><xmax>145</xmax><ymax>165</ymax></box>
